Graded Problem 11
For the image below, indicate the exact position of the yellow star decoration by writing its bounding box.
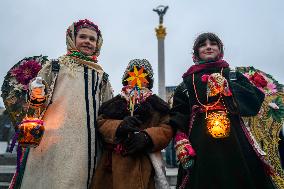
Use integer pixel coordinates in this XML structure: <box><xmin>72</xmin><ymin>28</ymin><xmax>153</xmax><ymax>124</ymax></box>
<box><xmin>125</xmin><ymin>66</ymin><xmax>149</xmax><ymax>88</ymax></box>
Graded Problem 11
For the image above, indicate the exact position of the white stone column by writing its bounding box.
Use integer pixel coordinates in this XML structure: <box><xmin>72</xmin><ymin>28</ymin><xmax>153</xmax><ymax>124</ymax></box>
<box><xmin>155</xmin><ymin>24</ymin><xmax>166</xmax><ymax>101</ymax></box>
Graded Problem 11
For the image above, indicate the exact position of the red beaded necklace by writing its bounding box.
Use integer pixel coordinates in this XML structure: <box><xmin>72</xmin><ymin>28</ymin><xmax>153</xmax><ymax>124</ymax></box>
<box><xmin>192</xmin><ymin>68</ymin><xmax>224</xmax><ymax>117</ymax></box>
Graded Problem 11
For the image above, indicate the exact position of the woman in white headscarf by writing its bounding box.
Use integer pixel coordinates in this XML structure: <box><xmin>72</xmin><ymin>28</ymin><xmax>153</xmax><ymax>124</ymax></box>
<box><xmin>11</xmin><ymin>19</ymin><xmax>113</xmax><ymax>189</ymax></box>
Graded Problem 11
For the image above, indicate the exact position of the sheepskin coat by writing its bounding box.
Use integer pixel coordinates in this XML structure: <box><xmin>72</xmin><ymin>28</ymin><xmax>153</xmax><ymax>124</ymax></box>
<box><xmin>20</xmin><ymin>56</ymin><xmax>112</xmax><ymax>189</ymax></box>
<box><xmin>92</xmin><ymin>94</ymin><xmax>173</xmax><ymax>189</ymax></box>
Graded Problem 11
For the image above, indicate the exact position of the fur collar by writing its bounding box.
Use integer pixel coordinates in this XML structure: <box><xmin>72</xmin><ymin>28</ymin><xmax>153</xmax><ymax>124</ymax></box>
<box><xmin>99</xmin><ymin>94</ymin><xmax>169</xmax><ymax>121</ymax></box>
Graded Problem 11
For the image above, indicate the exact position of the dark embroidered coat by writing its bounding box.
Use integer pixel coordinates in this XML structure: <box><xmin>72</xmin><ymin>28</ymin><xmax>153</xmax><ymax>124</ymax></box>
<box><xmin>170</xmin><ymin>67</ymin><xmax>275</xmax><ymax>189</ymax></box>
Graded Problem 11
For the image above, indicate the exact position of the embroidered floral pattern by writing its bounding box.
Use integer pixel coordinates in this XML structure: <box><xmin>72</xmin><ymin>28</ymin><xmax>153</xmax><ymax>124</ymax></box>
<box><xmin>67</xmin><ymin>50</ymin><xmax>97</xmax><ymax>63</ymax></box>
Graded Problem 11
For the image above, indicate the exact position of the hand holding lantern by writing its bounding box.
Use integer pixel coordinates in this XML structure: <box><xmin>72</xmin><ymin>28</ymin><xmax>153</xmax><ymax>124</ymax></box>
<box><xmin>194</xmin><ymin>70</ymin><xmax>231</xmax><ymax>139</ymax></box>
<box><xmin>207</xmin><ymin>73</ymin><xmax>231</xmax><ymax>97</ymax></box>
<box><xmin>16</xmin><ymin>77</ymin><xmax>48</xmax><ymax>148</ymax></box>
<box><xmin>29</xmin><ymin>77</ymin><xmax>47</xmax><ymax>108</ymax></box>
<box><xmin>30</xmin><ymin>77</ymin><xmax>46</xmax><ymax>98</ymax></box>
<box><xmin>205</xmin><ymin>72</ymin><xmax>231</xmax><ymax>138</ymax></box>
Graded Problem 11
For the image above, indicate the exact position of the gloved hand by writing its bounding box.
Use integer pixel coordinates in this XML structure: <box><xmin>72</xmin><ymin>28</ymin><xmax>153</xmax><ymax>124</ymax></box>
<box><xmin>133</xmin><ymin>101</ymin><xmax>153</xmax><ymax>122</ymax></box>
<box><xmin>174</xmin><ymin>131</ymin><xmax>196</xmax><ymax>169</ymax></box>
<box><xmin>29</xmin><ymin>77</ymin><xmax>47</xmax><ymax>107</ymax></box>
<box><xmin>207</xmin><ymin>73</ymin><xmax>231</xmax><ymax>97</ymax></box>
<box><xmin>123</xmin><ymin>131</ymin><xmax>153</xmax><ymax>155</ymax></box>
<box><xmin>30</xmin><ymin>77</ymin><xmax>46</xmax><ymax>99</ymax></box>
<box><xmin>115</xmin><ymin>116</ymin><xmax>141</xmax><ymax>139</ymax></box>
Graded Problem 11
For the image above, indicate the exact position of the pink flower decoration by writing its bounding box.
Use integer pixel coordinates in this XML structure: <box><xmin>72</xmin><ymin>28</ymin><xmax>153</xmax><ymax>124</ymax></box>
<box><xmin>10</xmin><ymin>60</ymin><xmax>42</xmax><ymax>87</ymax></box>
<box><xmin>74</xmin><ymin>19</ymin><xmax>101</xmax><ymax>36</ymax></box>
<box><xmin>266</xmin><ymin>82</ymin><xmax>277</xmax><ymax>94</ymax></box>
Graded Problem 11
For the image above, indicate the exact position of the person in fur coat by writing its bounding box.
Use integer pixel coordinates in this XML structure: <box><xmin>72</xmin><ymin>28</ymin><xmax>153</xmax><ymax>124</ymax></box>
<box><xmin>92</xmin><ymin>59</ymin><xmax>173</xmax><ymax>189</ymax></box>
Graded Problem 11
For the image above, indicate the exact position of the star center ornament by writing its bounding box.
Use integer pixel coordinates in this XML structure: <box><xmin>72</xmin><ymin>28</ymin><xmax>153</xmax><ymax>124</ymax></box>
<box><xmin>125</xmin><ymin>66</ymin><xmax>149</xmax><ymax>89</ymax></box>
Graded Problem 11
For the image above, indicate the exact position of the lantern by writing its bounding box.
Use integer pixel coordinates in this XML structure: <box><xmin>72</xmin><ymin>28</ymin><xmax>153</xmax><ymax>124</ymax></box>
<box><xmin>206</xmin><ymin>111</ymin><xmax>230</xmax><ymax>138</ymax></box>
<box><xmin>17</xmin><ymin>117</ymin><xmax>45</xmax><ymax>148</ymax></box>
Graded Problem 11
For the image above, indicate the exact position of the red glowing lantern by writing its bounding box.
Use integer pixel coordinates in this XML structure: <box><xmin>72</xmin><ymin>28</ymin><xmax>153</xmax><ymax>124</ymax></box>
<box><xmin>17</xmin><ymin>117</ymin><xmax>45</xmax><ymax>148</ymax></box>
<box><xmin>206</xmin><ymin>111</ymin><xmax>230</xmax><ymax>138</ymax></box>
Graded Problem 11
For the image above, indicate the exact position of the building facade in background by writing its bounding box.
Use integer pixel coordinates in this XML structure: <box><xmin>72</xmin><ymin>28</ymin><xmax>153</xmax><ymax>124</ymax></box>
<box><xmin>165</xmin><ymin>86</ymin><xmax>177</xmax><ymax>167</ymax></box>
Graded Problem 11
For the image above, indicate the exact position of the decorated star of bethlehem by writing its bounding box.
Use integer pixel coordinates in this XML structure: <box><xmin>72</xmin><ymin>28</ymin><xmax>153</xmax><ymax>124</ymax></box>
<box><xmin>125</xmin><ymin>66</ymin><xmax>149</xmax><ymax>88</ymax></box>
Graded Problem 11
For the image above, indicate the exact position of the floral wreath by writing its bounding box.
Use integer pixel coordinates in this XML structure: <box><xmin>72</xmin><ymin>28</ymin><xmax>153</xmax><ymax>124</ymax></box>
<box><xmin>236</xmin><ymin>66</ymin><xmax>283</xmax><ymax>96</ymax></box>
<box><xmin>1</xmin><ymin>55</ymin><xmax>48</xmax><ymax>126</ymax></box>
<box><xmin>236</xmin><ymin>66</ymin><xmax>284</xmax><ymax>123</ymax></box>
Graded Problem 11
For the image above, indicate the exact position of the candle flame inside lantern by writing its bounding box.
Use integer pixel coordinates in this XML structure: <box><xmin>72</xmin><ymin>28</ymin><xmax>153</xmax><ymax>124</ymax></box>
<box><xmin>18</xmin><ymin>117</ymin><xmax>45</xmax><ymax>148</ymax></box>
<box><xmin>206</xmin><ymin>111</ymin><xmax>230</xmax><ymax>138</ymax></box>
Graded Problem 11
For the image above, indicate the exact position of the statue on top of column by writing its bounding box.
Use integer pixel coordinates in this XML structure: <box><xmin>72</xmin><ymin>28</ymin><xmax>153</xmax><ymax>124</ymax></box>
<box><xmin>153</xmin><ymin>5</ymin><xmax>169</xmax><ymax>24</ymax></box>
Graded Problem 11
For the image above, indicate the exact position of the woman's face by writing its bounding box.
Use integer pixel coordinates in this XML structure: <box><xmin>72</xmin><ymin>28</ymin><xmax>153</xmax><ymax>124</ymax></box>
<box><xmin>198</xmin><ymin>39</ymin><xmax>221</xmax><ymax>61</ymax></box>
<box><xmin>75</xmin><ymin>28</ymin><xmax>97</xmax><ymax>56</ymax></box>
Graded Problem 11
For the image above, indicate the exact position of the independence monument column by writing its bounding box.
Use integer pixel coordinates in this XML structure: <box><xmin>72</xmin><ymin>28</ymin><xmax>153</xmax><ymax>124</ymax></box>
<box><xmin>153</xmin><ymin>5</ymin><xmax>168</xmax><ymax>101</ymax></box>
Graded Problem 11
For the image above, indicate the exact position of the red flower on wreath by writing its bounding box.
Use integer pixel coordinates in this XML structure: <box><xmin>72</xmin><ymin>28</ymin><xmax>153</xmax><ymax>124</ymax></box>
<box><xmin>10</xmin><ymin>60</ymin><xmax>42</xmax><ymax>86</ymax></box>
<box><xmin>249</xmin><ymin>72</ymin><xmax>268</xmax><ymax>88</ymax></box>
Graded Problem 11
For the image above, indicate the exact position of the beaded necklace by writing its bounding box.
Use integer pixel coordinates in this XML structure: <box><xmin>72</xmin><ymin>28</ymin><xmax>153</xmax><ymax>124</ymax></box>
<box><xmin>192</xmin><ymin>68</ymin><xmax>224</xmax><ymax>115</ymax></box>
<box><xmin>192</xmin><ymin>68</ymin><xmax>230</xmax><ymax>139</ymax></box>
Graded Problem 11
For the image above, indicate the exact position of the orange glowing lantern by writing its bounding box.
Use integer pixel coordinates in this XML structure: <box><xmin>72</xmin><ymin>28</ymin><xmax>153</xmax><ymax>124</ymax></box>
<box><xmin>17</xmin><ymin>117</ymin><xmax>45</xmax><ymax>148</ymax></box>
<box><xmin>206</xmin><ymin>111</ymin><xmax>230</xmax><ymax>138</ymax></box>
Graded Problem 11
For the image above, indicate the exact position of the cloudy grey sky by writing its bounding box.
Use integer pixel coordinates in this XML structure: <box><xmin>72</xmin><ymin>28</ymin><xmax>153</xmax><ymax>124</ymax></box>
<box><xmin>0</xmin><ymin>0</ymin><xmax>283</xmax><ymax>107</ymax></box>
